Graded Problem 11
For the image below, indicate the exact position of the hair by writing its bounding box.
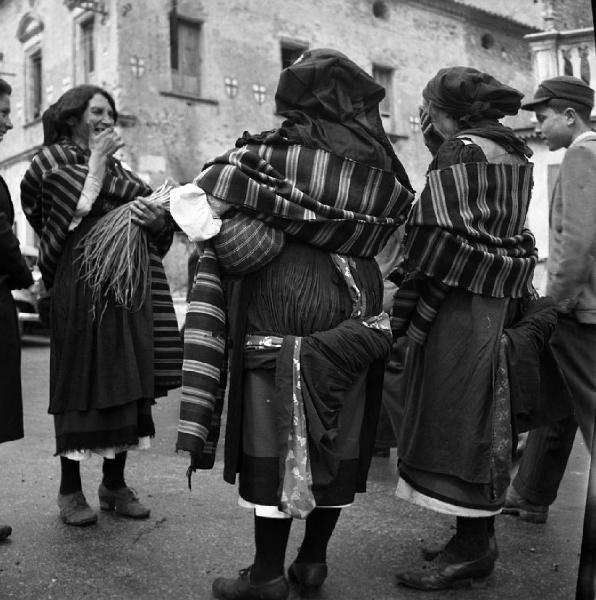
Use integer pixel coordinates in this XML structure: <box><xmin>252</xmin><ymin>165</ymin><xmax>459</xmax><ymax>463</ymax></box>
<box><xmin>42</xmin><ymin>84</ymin><xmax>117</xmax><ymax>146</ymax></box>
<box><xmin>0</xmin><ymin>78</ymin><xmax>12</xmax><ymax>96</ymax></box>
<box><xmin>547</xmin><ymin>98</ymin><xmax>592</xmax><ymax>124</ymax></box>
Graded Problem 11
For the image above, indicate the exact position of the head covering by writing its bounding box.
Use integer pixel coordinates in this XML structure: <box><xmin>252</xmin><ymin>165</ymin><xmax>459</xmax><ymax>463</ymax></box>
<box><xmin>521</xmin><ymin>75</ymin><xmax>594</xmax><ymax>111</ymax></box>
<box><xmin>421</xmin><ymin>66</ymin><xmax>531</xmax><ymax>158</ymax></box>
<box><xmin>237</xmin><ymin>48</ymin><xmax>413</xmax><ymax>192</ymax></box>
<box><xmin>423</xmin><ymin>66</ymin><xmax>523</xmax><ymax>126</ymax></box>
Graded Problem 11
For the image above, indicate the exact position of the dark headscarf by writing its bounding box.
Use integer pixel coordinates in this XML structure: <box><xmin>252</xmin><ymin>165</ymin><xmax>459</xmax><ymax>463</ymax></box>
<box><xmin>41</xmin><ymin>85</ymin><xmax>117</xmax><ymax>146</ymax></box>
<box><xmin>237</xmin><ymin>48</ymin><xmax>413</xmax><ymax>193</ymax></box>
<box><xmin>423</xmin><ymin>66</ymin><xmax>523</xmax><ymax>125</ymax></box>
<box><xmin>423</xmin><ymin>66</ymin><xmax>531</xmax><ymax>158</ymax></box>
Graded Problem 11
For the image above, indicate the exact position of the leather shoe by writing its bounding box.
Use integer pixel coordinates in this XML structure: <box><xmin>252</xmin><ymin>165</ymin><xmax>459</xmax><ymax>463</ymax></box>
<box><xmin>421</xmin><ymin>535</ymin><xmax>499</xmax><ymax>562</ymax></box>
<box><xmin>288</xmin><ymin>561</ymin><xmax>328</xmax><ymax>597</ymax></box>
<box><xmin>212</xmin><ymin>567</ymin><xmax>289</xmax><ymax>600</ymax></box>
<box><xmin>396</xmin><ymin>550</ymin><xmax>495</xmax><ymax>590</ymax></box>
<box><xmin>58</xmin><ymin>491</ymin><xmax>98</xmax><ymax>526</ymax></box>
<box><xmin>98</xmin><ymin>483</ymin><xmax>150</xmax><ymax>519</ymax></box>
<box><xmin>502</xmin><ymin>487</ymin><xmax>548</xmax><ymax>524</ymax></box>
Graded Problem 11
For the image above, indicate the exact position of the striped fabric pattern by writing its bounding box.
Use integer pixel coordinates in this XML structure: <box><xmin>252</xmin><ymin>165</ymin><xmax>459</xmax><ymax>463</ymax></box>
<box><xmin>149</xmin><ymin>252</ymin><xmax>184</xmax><ymax>392</ymax></box>
<box><xmin>176</xmin><ymin>143</ymin><xmax>414</xmax><ymax>469</ymax></box>
<box><xmin>392</xmin><ymin>161</ymin><xmax>537</xmax><ymax>343</ymax></box>
<box><xmin>197</xmin><ymin>144</ymin><xmax>414</xmax><ymax>256</ymax></box>
<box><xmin>21</xmin><ymin>139</ymin><xmax>151</xmax><ymax>288</ymax></box>
<box><xmin>20</xmin><ymin>139</ymin><xmax>182</xmax><ymax>393</ymax></box>
<box><xmin>177</xmin><ymin>245</ymin><xmax>227</xmax><ymax>469</ymax></box>
<box><xmin>212</xmin><ymin>213</ymin><xmax>285</xmax><ymax>275</ymax></box>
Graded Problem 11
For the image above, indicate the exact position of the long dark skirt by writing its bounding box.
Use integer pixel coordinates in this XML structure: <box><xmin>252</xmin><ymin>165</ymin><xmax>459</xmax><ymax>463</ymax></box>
<box><xmin>397</xmin><ymin>289</ymin><xmax>516</xmax><ymax>515</ymax></box>
<box><xmin>227</xmin><ymin>241</ymin><xmax>384</xmax><ymax>507</ymax></box>
<box><xmin>0</xmin><ymin>287</ymin><xmax>24</xmax><ymax>443</ymax></box>
<box><xmin>50</xmin><ymin>217</ymin><xmax>156</xmax><ymax>454</ymax></box>
<box><xmin>239</xmin><ymin>350</ymin><xmax>367</xmax><ymax>507</ymax></box>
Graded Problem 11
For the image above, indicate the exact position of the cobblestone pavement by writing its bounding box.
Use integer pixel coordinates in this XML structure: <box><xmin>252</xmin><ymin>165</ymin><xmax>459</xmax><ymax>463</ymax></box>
<box><xmin>0</xmin><ymin>336</ymin><xmax>588</xmax><ymax>599</ymax></box>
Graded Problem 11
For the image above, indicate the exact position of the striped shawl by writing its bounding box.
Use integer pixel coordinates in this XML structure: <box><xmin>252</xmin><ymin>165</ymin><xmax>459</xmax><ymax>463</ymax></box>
<box><xmin>198</xmin><ymin>144</ymin><xmax>413</xmax><ymax>256</ymax></box>
<box><xmin>20</xmin><ymin>140</ymin><xmax>152</xmax><ymax>288</ymax></box>
<box><xmin>177</xmin><ymin>143</ymin><xmax>414</xmax><ymax>471</ymax></box>
<box><xmin>392</xmin><ymin>161</ymin><xmax>537</xmax><ymax>343</ymax></box>
<box><xmin>20</xmin><ymin>139</ymin><xmax>182</xmax><ymax>393</ymax></box>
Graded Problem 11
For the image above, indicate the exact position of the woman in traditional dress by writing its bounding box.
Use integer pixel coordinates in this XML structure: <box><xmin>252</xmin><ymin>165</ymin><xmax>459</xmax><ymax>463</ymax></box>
<box><xmin>20</xmin><ymin>85</ymin><xmax>182</xmax><ymax>526</ymax></box>
<box><xmin>174</xmin><ymin>49</ymin><xmax>415</xmax><ymax>600</ymax></box>
<box><xmin>0</xmin><ymin>77</ymin><xmax>33</xmax><ymax>541</ymax></box>
<box><xmin>391</xmin><ymin>67</ymin><xmax>544</xmax><ymax>589</ymax></box>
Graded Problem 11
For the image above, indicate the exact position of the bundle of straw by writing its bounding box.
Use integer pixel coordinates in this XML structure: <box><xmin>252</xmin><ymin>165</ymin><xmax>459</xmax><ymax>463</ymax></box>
<box><xmin>77</xmin><ymin>183</ymin><xmax>173</xmax><ymax>315</ymax></box>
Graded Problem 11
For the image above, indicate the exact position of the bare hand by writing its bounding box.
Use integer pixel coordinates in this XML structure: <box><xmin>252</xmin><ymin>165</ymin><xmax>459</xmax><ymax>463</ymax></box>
<box><xmin>89</xmin><ymin>127</ymin><xmax>124</xmax><ymax>158</ymax></box>
<box><xmin>130</xmin><ymin>198</ymin><xmax>167</xmax><ymax>233</ymax></box>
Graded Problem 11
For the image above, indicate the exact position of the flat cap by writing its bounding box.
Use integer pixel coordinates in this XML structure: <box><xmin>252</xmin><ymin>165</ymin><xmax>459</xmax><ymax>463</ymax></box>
<box><xmin>521</xmin><ymin>75</ymin><xmax>594</xmax><ymax>111</ymax></box>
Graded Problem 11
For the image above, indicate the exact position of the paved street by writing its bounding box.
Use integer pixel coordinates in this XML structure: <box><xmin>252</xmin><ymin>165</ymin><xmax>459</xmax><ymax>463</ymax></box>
<box><xmin>0</xmin><ymin>335</ymin><xmax>589</xmax><ymax>600</ymax></box>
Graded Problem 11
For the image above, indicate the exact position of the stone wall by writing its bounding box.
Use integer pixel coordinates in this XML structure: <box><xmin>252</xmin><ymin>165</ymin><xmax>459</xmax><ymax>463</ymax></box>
<box><xmin>0</xmin><ymin>0</ymin><xmax>542</xmax><ymax>295</ymax></box>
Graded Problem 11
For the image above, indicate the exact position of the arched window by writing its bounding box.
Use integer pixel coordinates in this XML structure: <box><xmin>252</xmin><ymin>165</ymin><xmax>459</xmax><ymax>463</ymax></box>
<box><xmin>16</xmin><ymin>13</ymin><xmax>44</xmax><ymax>44</ymax></box>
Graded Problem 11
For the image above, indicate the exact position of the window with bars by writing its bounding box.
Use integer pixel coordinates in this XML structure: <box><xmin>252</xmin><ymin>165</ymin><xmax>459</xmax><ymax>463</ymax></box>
<box><xmin>170</xmin><ymin>13</ymin><xmax>202</xmax><ymax>96</ymax></box>
<box><xmin>80</xmin><ymin>18</ymin><xmax>95</xmax><ymax>82</ymax></box>
<box><xmin>26</xmin><ymin>47</ymin><xmax>42</xmax><ymax>121</ymax></box>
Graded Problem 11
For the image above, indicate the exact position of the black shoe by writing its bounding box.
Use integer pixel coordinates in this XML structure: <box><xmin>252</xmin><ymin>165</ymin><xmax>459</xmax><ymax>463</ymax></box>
<box><xmin>212</xmin><ymin>566</ymin><xmax>289</xmax><ymax>600</ymax></box>
<box><xmin>396</xmin><ymin>550</ymin><xmax>495</xmax><ymax>591</ymax></box>
<box><xmin>288</xmin><ymin>561</ymin><xmax>328</xmax><ymax>597</ymax></box>
<box><xmin>421</xmin><ymin>535</ymin><xmax>499</xmax><ymax>562</ymax></box>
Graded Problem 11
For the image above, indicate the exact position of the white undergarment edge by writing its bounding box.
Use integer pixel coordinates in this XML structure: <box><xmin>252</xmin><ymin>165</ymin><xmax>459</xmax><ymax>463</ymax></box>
<box><xmin>59</xmin><ymin>436</ymin><xmax>152</xmax><ymax>461</ymax></box>
<box><xmin>238</xmin><ymin>497</ymin><xmax>351</xmax><ymax>519</ymax></box>
<box><xmin>395</xmin><ymin>478</ymin><xmax>501</xmax><ymax>518</ymax></box>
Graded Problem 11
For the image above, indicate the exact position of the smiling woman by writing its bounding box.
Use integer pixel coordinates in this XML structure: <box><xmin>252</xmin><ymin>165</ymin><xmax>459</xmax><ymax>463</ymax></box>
<box><xmin>20</xmin><ymin>85</ymin><xmax>182</xmax><ymax>528</ymax></box>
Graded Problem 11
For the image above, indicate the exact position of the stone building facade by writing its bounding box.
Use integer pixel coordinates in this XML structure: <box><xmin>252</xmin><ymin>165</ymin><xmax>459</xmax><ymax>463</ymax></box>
<box><xmin>1</xmin><ymin>0</ymin><xmax>586</xmax><ymax>295</ymax></box>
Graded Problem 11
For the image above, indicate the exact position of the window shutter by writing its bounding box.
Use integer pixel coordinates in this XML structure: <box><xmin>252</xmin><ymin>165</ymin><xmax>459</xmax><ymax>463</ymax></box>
<box><xmin>170</xmin><ymin>10</ymin><xmax>179</xmax><ymax>70</ymax></box>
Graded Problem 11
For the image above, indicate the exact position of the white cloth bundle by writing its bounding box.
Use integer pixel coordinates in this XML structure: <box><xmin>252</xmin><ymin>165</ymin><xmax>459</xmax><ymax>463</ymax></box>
<box><xmin>169</xmin><ymin>183</ymin><xmax>222</xmax><ymax>242</ymax></box>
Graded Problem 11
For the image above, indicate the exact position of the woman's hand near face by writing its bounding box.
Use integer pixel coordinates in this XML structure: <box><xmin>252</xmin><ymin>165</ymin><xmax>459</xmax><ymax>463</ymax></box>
<box><xmin>130</xmin><ymin>197</ymin><xmax>167</xmax><ymax>233</ymax></box>
<box><xmin>89</xmin><ymin>127</ymin><xmax>124</xmax><ymax>158</ymax></box>
<box><xmin>88</xmin><ymin>128</ymin><xmax>125</xmax><ymax>179</ymax></box>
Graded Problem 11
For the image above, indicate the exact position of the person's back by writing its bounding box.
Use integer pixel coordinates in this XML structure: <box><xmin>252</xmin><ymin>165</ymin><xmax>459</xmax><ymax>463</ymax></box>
<box><xmin>459</xmin><ymin>134</ymin><xmax>527</xmax><ymax>165</ymax></box>
<box><xmin>175</xmin><ymin>49</ymin><xmax>415</xmax><ymax>600</ymax></box>
<box><xmin>392</xmin><ymin>66</ymin><xmax>542</xmax><ymax>591</ymax></box>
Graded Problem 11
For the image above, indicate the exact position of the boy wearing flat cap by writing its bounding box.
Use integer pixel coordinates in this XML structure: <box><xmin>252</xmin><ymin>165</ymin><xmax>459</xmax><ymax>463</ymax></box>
<box><xmin>504</xmin><ymin>75</ymin><xmax>596</xmax><ymax>523</ymax></box>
